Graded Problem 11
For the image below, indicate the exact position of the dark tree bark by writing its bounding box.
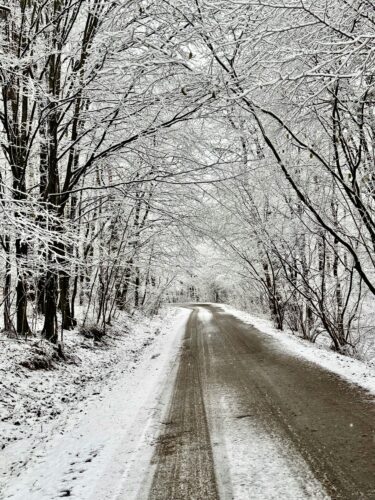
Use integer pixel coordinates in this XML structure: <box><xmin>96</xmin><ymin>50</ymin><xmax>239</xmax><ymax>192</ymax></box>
<box><xmin>59</xmin><ymin>271</ymin><xmax>75</xmax><ymax>329</ymax></box>
<box><xmin>3</xmin><ymin>238</ymin><xmax>13</xmax><ymax>332</ymax></box>
<box><xmin>42</xmin><ymin>270</ymin><xmax>58</xmax><ymax>343</ymax></box>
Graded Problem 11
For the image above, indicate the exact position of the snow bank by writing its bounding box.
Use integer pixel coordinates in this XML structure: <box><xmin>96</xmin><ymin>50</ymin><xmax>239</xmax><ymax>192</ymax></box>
<box><xmin>220</xmin><ymin>305</ymin><xmax>375</xmax><ymax>396</ymax></box>
<box><xmin>0</xmin><ymin>307</ymin><xmax>190</xmax><ymax>500</ymax></box>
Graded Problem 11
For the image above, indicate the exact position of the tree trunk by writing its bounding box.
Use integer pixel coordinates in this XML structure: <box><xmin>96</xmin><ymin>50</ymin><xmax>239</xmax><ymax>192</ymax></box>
<box><xmin>263</xmin><ymin>261</ymin><xmax>283</xmax><ymax>330</ymax></box>
<box><xmin>15</xmin><ymin>238</ymin><xmax>31</xmax><ymax>336</ymax></box>
<box><xmin>37</xmin><ymin>275</ymin><xmax>46</xmax><ymax>314</ymax></box>
<box><xmin>3</xmin><ymin>236</ymin><xmax>13</xmax><ymax>332</ymax></box>
<box><xmin>59</xmin><ymin>271</ymin><xmax>75</xmax><ymax>329</ymax></box>
<box><xmin>42</xmin><ymin>270</ymin><xmax>58</xmax><ymax>343</ymax></box>
<box><xmin>134</xmin><ymin>267</ymin><xmax>140</xmax><ymax>308</ymax></box>
<box><xmin>71</xmin><ymin>273</ymin><xmax>79</xmax><ymax>320</ymax></box>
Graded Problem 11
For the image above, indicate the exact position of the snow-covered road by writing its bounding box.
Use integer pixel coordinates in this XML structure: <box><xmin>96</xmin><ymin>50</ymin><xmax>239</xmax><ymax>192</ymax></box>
<box><xmin>2</xmin><ymin>304</ymin><xmax>374</xmax><ymax>499</ymax></box>
<box><xmin>143</xmin><ymin>304</ymin><xmax>374</xmax><ymax>499</ymax></box>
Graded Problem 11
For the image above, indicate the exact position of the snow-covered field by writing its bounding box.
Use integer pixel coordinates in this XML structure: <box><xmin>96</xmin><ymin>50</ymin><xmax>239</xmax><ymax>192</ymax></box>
<box><xmin>221</xmin><ymin>304</ymin><xmax>375</xmax><ymax>396</ymax></box>
<box><xmin>0</xmin><ymin>307</ymin><xmax>190</xmax><ymax>500</ymax></box>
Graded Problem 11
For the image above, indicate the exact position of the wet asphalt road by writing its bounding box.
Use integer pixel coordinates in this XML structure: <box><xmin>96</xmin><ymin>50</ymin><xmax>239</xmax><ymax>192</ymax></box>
<box><xmin>147</xmin><ymin>305</ymin><xmax>375</xmax><ymax>500</ymax></box>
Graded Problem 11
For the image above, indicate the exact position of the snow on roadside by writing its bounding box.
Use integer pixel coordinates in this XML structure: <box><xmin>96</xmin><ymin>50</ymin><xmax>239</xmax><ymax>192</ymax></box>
<box><xmin>0</xmin><ymin>306</ymin><xmax>189</xmax><ymax>500</ymax></box>
<box><xmin>220</xmin><ymin>305</ymin><xmax>375</xmax><ymax>397</ymax></box>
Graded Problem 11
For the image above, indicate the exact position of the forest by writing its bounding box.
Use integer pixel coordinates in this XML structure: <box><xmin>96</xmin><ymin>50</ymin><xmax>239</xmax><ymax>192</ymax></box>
<box><xmin>0</xmin><ymin>0</ymin><xmax>374</xmax><ymax>356</ymax></box>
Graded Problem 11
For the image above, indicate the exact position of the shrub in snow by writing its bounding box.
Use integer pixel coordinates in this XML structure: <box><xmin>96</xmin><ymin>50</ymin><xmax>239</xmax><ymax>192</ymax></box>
<box><xmin>79</xmin><ymin>324</ymin><xmax>106</xmax><ymax>343</ymax></box>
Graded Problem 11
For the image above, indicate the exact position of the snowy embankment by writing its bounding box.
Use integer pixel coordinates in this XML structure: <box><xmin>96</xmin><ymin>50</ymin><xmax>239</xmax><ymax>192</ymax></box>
<box><xmin>221</xmin><ymin>305</ymin><xmax>375</xmax><ymax>396</ymax></box>
<box><xmin>0</xmin><ymin>307</ymin><xmax>190</xmax><ymax>500</ymax></box>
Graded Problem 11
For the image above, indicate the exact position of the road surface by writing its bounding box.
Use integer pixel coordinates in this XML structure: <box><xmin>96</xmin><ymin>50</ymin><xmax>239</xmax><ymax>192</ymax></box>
<box><xmin>142</xmin><ymin>304</ymin><xmax>375</xmax><ymax>499</ymax></box>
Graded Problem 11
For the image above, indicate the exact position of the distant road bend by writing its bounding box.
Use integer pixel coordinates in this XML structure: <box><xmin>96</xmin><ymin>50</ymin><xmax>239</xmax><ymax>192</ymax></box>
<box><xmin>140</xmin><ymin>304</ymin><xmax>375</xmax><ymax>499</ymax></box>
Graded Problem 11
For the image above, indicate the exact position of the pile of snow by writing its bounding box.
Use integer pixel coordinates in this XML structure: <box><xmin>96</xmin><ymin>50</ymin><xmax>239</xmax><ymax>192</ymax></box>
<box><xmin>220</xmin><ymin>305</ymin><xmax>375</xmax><ymax>396</ymax></box>
<box><xmin>0</xmin><ymin>307</ymin><xmax>187</xmax><ymax>499</ymax></box>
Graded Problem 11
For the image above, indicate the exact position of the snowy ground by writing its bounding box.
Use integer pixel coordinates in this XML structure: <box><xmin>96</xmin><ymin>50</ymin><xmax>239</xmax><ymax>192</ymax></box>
<box><xmin>0</xmin><ymin>307</ymin><xmax>190</xmax><ymax>500</ymax></box>
<box><xmin>221</xmin><ymin>304</ymin><xmax>375</xmax><ymax>396</ymax></box>
<box><xmin>2</xmin><ymin>303</ymin><xmax>374</xmax><ymax>500</ymax></box>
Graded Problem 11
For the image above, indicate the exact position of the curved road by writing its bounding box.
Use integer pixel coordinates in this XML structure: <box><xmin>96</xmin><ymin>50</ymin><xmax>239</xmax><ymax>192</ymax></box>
<box><xmin>145</xmin><ymin>304</ymin><xmax>375</xmax><ymax>499</ymax></box>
